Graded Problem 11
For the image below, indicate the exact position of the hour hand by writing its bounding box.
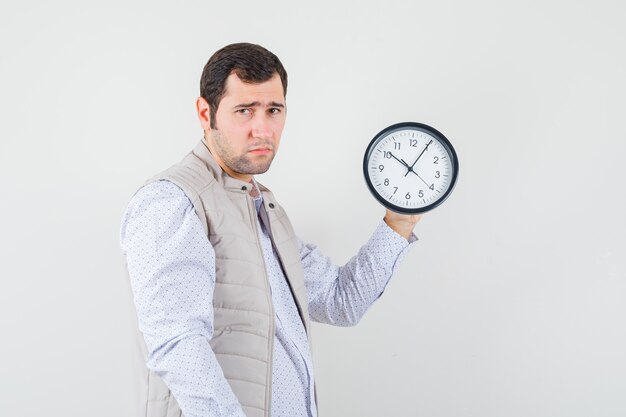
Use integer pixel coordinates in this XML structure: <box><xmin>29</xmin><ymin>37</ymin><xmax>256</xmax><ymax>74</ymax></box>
<box><xmin>401</xmin><ymin>158</ymin><xmax>416</xmax><ymax>177</ymax></box>
<box><xmin>388</xmin><ymin>152</ymin><xmax>410</xmax><ymax>170</ymax></box>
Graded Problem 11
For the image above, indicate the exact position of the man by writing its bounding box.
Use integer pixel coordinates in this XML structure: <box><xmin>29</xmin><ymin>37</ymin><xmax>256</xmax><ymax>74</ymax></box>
<box><xmin>120</xmin><ymin>43</ymin><xmax>420</xmax><ymax>417</ymax></box>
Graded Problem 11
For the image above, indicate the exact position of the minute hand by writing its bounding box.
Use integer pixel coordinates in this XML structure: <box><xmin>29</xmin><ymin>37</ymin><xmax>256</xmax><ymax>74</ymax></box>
<box><xmin>405</xmin><ymin>139</ymin><xmax>433</xmax><ymax>176</ymax></box>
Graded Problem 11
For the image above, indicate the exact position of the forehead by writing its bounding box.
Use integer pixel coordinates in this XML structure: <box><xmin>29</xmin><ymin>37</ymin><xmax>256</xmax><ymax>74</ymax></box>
<box><xmin>221</xmin><ymin>72</ymin><xmax>285</xmax><ymax>105</ymax></box>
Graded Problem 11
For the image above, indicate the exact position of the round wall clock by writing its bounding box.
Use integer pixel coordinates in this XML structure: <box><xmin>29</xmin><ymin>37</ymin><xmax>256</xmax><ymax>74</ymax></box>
<box><xmin>363</xmin><ymin>122</ymin><xmax>459</xmax><ymax>214</ymax></box>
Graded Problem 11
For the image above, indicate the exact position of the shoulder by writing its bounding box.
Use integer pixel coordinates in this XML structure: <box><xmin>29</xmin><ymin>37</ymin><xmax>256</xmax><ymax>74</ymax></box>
<box><xmin>120</xmin><ymin>180</ymin><xmax>195</xmax><ymax>241</ymax></box>
<box><xmin>127</xmin><ymin>180</ymin><xmax>191</xmax><ymax>215</ymax></box>
<box><xmin>152</xmin><ymin>153</ymin><xmax>218</xmax><ymax>200</ymax></box>
<box><xmin>119</xmin><ymin>180</ymin><xmax>214</xmax><ymax>265</ymax></box>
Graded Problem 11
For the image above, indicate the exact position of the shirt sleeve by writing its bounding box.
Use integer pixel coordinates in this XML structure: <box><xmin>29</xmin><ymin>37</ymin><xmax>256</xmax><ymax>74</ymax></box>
<box><xmin>120</xmin><ymin>180</ymin><xmax>246</xmax><ymax>417</ymax></box>
<box><xmin>299</xmin><ymin>221</ymin><xmax>417</xmax><ymax>326</ymax></box>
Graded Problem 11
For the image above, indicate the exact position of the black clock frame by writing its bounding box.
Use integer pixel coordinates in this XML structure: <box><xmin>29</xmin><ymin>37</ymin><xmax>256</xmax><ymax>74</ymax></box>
<box><xmin>363</xmin><ymin>121</ymin><xmax>459</xmax><ymax>214</ymax></box>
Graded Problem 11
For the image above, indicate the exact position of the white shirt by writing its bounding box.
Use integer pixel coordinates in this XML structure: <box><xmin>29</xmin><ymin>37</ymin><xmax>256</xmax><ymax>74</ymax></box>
<box><xmin>120</xmin><ymin>180</ymin><xmax>416</xmax><ymax>417</ymax></box>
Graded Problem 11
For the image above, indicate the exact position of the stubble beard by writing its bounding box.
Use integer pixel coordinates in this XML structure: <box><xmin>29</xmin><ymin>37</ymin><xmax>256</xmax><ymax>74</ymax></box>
<box><xmin>212</xmin><ymin>129</ymin><xmax>275</xmax><ymax>176</ymax></box>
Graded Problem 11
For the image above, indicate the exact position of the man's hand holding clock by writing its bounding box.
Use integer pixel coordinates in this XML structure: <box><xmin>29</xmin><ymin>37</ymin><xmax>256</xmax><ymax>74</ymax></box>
<box><xmin>384</xmin><ymin>209</ymin><xmax>422</xmax><ymax>240</ymax></box>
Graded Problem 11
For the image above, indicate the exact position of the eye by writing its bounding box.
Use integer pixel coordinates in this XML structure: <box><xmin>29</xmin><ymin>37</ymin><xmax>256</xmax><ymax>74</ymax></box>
<box><xmin>268</xmin><ymin>107</ymin><xmax>282</xmax><ymax>115</ymax></box>
<box><xmin>236</xmin><ymin>108</ymin><xmax>251</xmax><ymax>115</ymax></box>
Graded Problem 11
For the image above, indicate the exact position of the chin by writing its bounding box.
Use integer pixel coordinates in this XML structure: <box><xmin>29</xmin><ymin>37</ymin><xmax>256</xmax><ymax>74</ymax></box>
<box><xmin>251</xmin><ymin>165</ymin><xmax>272</xmax><ymax>175</ymax></box>
<box><xmin>248</xmin><ymin>157</ymin><xmax>274</xmax><ymax>174</ymax></box>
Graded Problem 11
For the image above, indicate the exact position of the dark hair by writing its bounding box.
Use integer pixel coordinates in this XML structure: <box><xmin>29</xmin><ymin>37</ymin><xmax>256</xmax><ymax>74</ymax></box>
<box><xmin>200</xmin><ymin>43</ymin><xmax>288</xmax><ymax>129</ymax></box>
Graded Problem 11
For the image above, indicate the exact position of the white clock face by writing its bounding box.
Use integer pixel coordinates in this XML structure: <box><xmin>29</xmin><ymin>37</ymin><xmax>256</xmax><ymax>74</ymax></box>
<box><xmin>364</xmin><ymin>123</ymin><xmax>458</xmax><ymax>213</ymax></box>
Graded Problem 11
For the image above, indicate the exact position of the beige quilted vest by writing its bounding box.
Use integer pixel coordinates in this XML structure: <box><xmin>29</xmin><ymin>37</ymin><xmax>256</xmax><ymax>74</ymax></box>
<box><xmin>128</xmin><ymin>141</ymin><xmax>313</xmax><ymax>417</ymax></box>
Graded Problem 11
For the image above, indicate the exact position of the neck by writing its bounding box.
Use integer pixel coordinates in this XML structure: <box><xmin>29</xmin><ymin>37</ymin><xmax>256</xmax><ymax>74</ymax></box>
<box><xmin>202</xmin><ymin>136</ymin><xmax>253</xmax><ymax>182</ymax></box>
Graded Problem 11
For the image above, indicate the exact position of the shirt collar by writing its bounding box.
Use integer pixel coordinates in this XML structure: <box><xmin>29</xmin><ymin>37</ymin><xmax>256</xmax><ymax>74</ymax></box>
<box><xmin>249</xmin><ymin>178</ymin><xmax>263</xmax><ymax>212</ymax></box>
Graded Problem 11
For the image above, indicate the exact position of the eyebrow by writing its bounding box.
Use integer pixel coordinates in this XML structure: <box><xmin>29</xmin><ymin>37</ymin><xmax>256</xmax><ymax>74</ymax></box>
<box><xmin>233</xmin><ymin>101</ymin><xmax>285</xmax><ymax>109</ymax></box>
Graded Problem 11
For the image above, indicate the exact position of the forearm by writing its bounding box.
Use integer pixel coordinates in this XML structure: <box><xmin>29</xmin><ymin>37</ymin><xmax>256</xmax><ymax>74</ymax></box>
<box><xmin>302</xmin><ymin>220</ymin><xmax>416</xmax><ymax>326</ymax></box>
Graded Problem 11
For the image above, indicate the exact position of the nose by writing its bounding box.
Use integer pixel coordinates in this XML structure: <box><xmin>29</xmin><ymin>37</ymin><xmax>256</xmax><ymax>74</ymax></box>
<box><xmin>251</xmin><ymin>113</ymin><xmax>272</xmax><ymax>141</ymax></box>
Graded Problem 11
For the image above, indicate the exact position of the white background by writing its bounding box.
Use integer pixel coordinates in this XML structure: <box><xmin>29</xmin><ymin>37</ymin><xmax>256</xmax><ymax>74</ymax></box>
<box><xmin>1</xmin><ymin>1</ymin><xmax>624</xmax><ymax>416</ymax></box>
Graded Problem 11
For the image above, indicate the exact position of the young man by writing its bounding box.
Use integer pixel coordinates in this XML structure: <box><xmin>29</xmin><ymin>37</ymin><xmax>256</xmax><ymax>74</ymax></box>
<box><xmin>120</xmin><ymin>43</ymin><xmax>420</xmax><ymax>417</ymax></box>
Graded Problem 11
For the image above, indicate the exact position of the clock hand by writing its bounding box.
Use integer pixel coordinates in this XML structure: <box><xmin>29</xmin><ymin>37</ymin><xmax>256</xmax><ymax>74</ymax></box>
<box><xmin>400</xmin><ymin>158</ymin><xmax>417</xmax><ymax>176</ymax></box>
<box><xmin>407</xmin><ymin>169</ymin><xmax>432</xmax><ymax>188</ymax></box>
<box><xmin>405</xmin><ymin>140</ymin><xmax>433</xmax><ymax>176</ymax></box>
<box><xmin>387</xmin><ymin>152</ymin><xmax>411</xmax><ymax>171</ymax></box>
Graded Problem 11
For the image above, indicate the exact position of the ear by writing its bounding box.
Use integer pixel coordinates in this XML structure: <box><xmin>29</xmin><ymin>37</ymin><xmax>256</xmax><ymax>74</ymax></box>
<box><xmin>196</xmin><ymin>97</ymin><xmax>212</xmax><ymax>131</ymax></box>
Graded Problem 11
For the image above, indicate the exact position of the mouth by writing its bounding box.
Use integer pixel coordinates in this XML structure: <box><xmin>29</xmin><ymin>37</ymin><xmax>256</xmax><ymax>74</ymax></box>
<box><xmin>248</xmin><ymin>147</ymin><xmax>273</xmax><ymax>155</ymax></box>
